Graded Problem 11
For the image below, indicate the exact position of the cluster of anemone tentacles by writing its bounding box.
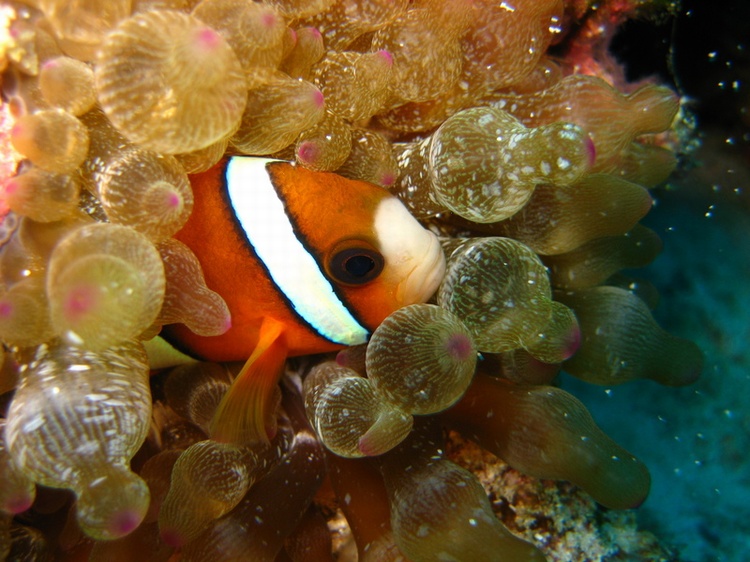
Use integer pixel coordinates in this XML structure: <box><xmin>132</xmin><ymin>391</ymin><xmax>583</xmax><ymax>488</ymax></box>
<box><xmin>0</xmin><ymin>0</ymin><xmax>702</xmax><ymax>560</ymax></box>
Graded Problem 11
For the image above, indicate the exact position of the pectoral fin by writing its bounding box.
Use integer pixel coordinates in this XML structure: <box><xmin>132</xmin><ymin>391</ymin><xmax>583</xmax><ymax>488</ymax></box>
<box><xmin>144</xmin><ymin>335</ymin><xmax>197</xmax><ymax>370</ymax></box>
<box><xmin>209</xmin><ymin>318</ymin><xmax>287</xmax><ymax>444</ymax></box>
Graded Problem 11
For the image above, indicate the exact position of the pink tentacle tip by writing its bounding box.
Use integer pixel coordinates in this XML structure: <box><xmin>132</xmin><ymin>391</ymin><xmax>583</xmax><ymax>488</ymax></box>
<box><xmin>195</xmin><ymin>27</ymin><xmax>222</xmax><ymax>52</ymax></box>
<box><xmin>335</xmin><ymin>348</ymin><xmax>352</xmax><ymax>367</ymax></box>
<box><xmin>261</xmin><ymin>11</ymin><xmax>277</xmax><ymax>28</ymax></box>
<box><xmin>311</xmin><ymin>89</ymin><xmax>325</xmax><ymax>109</ymax></box>
<box><xmin>358</xmin><ymin>433</ymin><xmax>379</xmax><ymax>457</ymax></box>
<box><xmin>64</xmin><ymin>285</ymin><xmax>98</xmax><ymax>321</ymax></box>
<box><xmin>3</xmin><ymin>180</ymin><xmax>17</xmax><ymax>195</ymax></box>
<box><xmin>379</xmin><ymin>171</ymin><xmax>396</xmax><ymax>187</ymax></box>
<box><xmin>584</xmin><ymin>135</ymin><xmax>596</xmax><ymax>167</ymax></box>
<box><xmin>165</xmin><ymin>190</ymin><xmax>182</xmax><ymax>209</ymax></box>
<box><xmin>563</xmin><ymin>324</ymin><xmax>582</xmax><ymax>361</ymax></box>
<box><xmin>644</xmin><ymin>190</ymin><xmax>655</xmax><ymax>211</ymax></box>
<box><xmin>0</xmin><ymin>300</ymin><xmax>14</xmax><ymax>318</ymax></box>
<box><xmin>297</xmin><ymin>140</ymin><xmax>320</xmax><ymax>164</ymax></box>
<box><xmin>109</xmin><ymin>509</ymin><xmax>143</xmax><ymax>538</ymax></box>
<box><xmin>160</xmin><ymin>527</ymin><xmax>187</xmax><ymax>548</ymax></box>
<box><xmin>4</xmin><ymin>493</ymin><xmax>33</xmax><ymax>514</ymax></box>
<box><xmin>445</xmin><ymin>333</ymin><xmax>474</xmax><ymax>362</ymax></box>
<box><xmin>376</xmin><ymin>50</ymin><xmax>393</xmax><ymax>67</ymax></box>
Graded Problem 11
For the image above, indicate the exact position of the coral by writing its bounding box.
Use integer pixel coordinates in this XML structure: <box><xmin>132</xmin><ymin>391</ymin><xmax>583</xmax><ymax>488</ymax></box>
<box><xmin>0</xmin><ymin>0</ymin><xmax>702</xmax><ymax>560</ymax></box>
<box><xmin>446</xmin><ymin>432</ymin><xmax>677</xmax><ymax>562</ymax></box>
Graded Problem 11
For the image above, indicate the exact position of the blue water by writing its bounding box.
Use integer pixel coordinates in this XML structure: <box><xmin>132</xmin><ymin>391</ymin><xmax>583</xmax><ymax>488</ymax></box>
<box><xmin>561</xmin><ymin>186</ymin><xmax>750</xmax><ymax>562</ymax></box>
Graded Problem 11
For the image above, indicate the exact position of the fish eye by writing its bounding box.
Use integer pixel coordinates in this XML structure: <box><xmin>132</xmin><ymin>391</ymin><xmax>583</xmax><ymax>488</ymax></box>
<box><xmin>328</xmin><ymin>246</ymin><xmax>385</xmax><ymax>285</ymax></box>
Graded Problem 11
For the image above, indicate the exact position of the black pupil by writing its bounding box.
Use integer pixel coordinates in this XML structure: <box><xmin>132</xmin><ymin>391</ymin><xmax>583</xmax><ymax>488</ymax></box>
<box><xmin>331</xmin><ymin>247</ymin><xmax>384</xmax><ymax>284</ymax></box>
<box><xmin>345</xmin><ymin>254</ymin><xmax>376</xmax><ymax>277</ymax></box>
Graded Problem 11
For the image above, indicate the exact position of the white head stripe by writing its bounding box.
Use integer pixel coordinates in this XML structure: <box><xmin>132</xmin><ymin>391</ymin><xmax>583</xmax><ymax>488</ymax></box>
<box><xmin>225</xmin><ymin>158</ymin><xmax>369</xmax><ymax>345</ymax></box>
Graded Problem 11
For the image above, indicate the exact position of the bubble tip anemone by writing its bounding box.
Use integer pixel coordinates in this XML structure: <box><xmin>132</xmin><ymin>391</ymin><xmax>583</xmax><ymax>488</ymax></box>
<box><xmin>0</xmin><ymin>1</ymin><xmax>700</xmax><ymax>558</ymax></box>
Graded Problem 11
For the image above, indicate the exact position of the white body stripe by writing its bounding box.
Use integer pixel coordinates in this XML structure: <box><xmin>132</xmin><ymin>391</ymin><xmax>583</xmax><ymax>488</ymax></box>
<box><xmin>225</xmin><ymin>158</ymin><xmax>369</xmax><ymax>345</ymax></box>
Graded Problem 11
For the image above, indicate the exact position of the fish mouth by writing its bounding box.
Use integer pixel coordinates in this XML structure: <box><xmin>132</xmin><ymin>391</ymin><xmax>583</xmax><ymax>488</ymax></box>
<box><xmin>372</xmin><ymin>195</ymin><xmax>446</xmax><ymax>307</ymax></box>
<box><xmin>397</xmin><ymin>230</ymin><xmax>446</xmax><ymax>306</ymax></box>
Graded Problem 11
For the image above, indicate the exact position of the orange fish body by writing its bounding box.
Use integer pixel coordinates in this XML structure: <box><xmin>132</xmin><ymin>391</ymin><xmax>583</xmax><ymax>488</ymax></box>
<box><xmin>166</xmin><ymin>157</ymin><xmax>445</xmax><ymax>443</ymax></box>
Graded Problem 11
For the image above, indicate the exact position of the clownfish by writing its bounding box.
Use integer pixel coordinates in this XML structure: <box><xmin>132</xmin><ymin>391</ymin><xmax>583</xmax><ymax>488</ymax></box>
<box><xmin>163</xmin><ymin>157</ymin><xmax>445</xmax><ymax>444</ymax></box>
